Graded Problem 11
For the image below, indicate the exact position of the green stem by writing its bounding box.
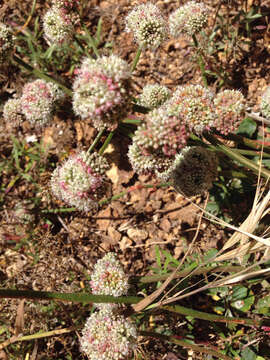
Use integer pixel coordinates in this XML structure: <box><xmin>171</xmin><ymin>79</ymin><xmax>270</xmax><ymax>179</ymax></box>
<box><xmin>132</xmin><ymin>103</ymin><xmax>150</xmax><ymax>114</ymax></box>
<box><xmin>12</xmin><ymin>55</ymin><xmax>72</xmax><ymax>96</ymax></box>
<box><xmin>192</xmin><ymin>34</ymin><xmax>208</xmax><ymax>87</ymax></box>
<box><xmin>121</xmin><ymin>118</ymin><xmax>142</xmax><ymax>125</ymax></box>
<box><xmin>98</xmin><ymin>131</ymin><xmax>115</xmax><ymax>155</ymax></box>
<box><xmin>234</xmin><ymin>148</ymin><xmax>270</xmax><ymax>158</ymax></box>
<box><xmin>140</xmin><ymin>331</ymin><xmax>233</xmax><ymax>360</ymax></box>
<box><xmin>82</xmin><ymin>25</ymin><xmax>100</xmax><ymax>58</ymax></box>
<box><xmin>0</xmin><ymin>288</ymin><xmax>141</xmax><ymax>305</ymax></box>
<box><xmin>162</xmin><ymin>304</ymin><xmax>261</xmax><ymax>327</ymax></box>
<box><xmin>131</xmin><ymin>46</ymin><xmax>143</xmax><ymax>72</ymax></box>
<box><xmin>41</xmin><ymin>207</ymin><xmax>76</xmax><ymax>214</ymax></box>
<box><xmin>203</xmin><ymin>132</ymin><xmax>270</xmax><ymax>180</ymax></box>
<box><xmin>74</xmin><ymin>34</ymin><xmax>85</xmax><ymax>52</ymax></box>
<box><xmin>87</xmin><ymin>128</ymin><xmax>105</xmax><ymax>155</ymax></box>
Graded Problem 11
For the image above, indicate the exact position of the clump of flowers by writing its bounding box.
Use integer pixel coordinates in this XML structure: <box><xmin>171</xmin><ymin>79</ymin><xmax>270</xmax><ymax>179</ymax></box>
<box><xmin>167</xmin><ymin>84</ymin><xmax>215</xmax><ymax>134</ymax></box>
<box><xmin>125</xmin><ymin>2</ymin><xmax>168</xmax><ymax>49</ymax></box>
<box><xmin>260</xmin><ymin>86</ymin><xmax>270</xmax><ymax>119</ymax></box>
<box><xmin>80</xmin><ymin>311</ymin><xmax>137</xmax><ymax>360</ymax></box>
<box><xmin>3</xmin><ymin>97</ymin><xmax>24</xmax><ymax>127</ymax></box>
<box><xmin>20</xmin><ymin>79</ymin><xmax>64</xmax><ymax>127</ymax></box>
<box><xmin>0</xmin><ymin>23</ymin><xmax>15</xmax><ymax>64</ymax></box>
<box><xmin>90</xmin><ymin>252</ymin><xmax>129</xmax><ymax>312</ymax></box>
<box><xmin>51</xmin><ymin>151</ymin><xmax>109</xmax><ymax>212</ymax></box>
<box><xmin>213</xmin><ymin>89</ymin><xmax>245</xmax><ymax>135</ymax></box>
<box><xmin>128</xmin><ymin>108</ymin><xmax>189</xmax><ymax>174</ymax></box>
<box><xmin>169</xmin><ymin>1</ymin><xmax>209</xmax><ymax>38</ymax></box>
<box><xmin>138</xmin><ymin>84</ymin><xmax>171</xmax><ymax>109</ymax></box>
<box><xmin>43</xmin><ymin>6</ymin><xmax>75</xmax><ymax>45</ymax></box>
<box><xmin>162</xmin><ymin>146</ymin><xmax>218</xmax><ymax>197</ymax></box>
<box><xmin>73</xmin><ymin>55</ymin><xmax>131</xmax><ymax>130</ymax></box>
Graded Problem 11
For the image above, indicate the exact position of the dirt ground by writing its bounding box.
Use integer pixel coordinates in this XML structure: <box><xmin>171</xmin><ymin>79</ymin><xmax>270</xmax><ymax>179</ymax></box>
<box><xmin>0</xmin><ymin>0</ymin><xmax>270</xmax><ymax>359</ymax></box>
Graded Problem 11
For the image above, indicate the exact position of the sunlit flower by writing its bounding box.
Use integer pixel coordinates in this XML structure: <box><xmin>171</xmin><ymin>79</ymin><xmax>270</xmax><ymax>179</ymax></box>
<box><xmin>138</xmin><ymin>84</ymin><xmax>171</xmax><ymax>109</ymax></box>
<box><xmin>126</xmin><ymin>3</ymin><xmax>168</xmax><ymax>49</ymax></box>
<box><xmin>51</xmin><ymin>151</ymin><xmax>109</xmax><ymax>212</ymax></box>
<box><xmin>0</xmin><ymin>23</ymin><xmax>15</xmax><ymax>64</ymax></box>
<box><xmin>3</xmin><ymin>97</ymin><xmax>24</xmax><ymax>127</ymax></box>
<box><xmin>80</xmin><ymin>311</ymin><xmax>137</xmax><ymax>360</ymax></box>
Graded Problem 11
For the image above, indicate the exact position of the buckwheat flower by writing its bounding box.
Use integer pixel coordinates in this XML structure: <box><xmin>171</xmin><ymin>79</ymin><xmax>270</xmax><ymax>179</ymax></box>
<box><xmin>0</xmin><ymin>23</ymin><xmax>15</xmax><ymax>64</ymax></box>
<box><xmin>80</xmin><ymin>311</ymin><xmax>137</xmax><ymax>360</ymax></box>
<box><xmin>167</xmin><ymin>84</ymin><xmax>215</xmax><ymax>134</ymax></box>
<box><xmin>73</xmin><ymin>55</ymin><xmax>131</xmax><ymax>130</ymax></box>
<box><xmin>43</xmin><ymin>6</ymin><xmax>74</xmax><ymax>45</ymax></box>
<box><xmin>51</xmin><ymin>151</ymin><xmax>109</xmax><ymax>212</ymax></box>
<box><xmin>125</xmin><ymin>2</ymin><xmax>168</xmax><ymax>49</ymax></box>
<box><xmin>261</xmin><ymin>86</ymin><xmax>270</xmax><ymax>119</ymax></box>
<box><xmin>164</xmin><ymin>146</ymin><xmax>218</xmax><ymax>197</ymax></box>
<box><xmin>3</xmin><ymin>97</ymin><xmax>24</xmax><ymax>127</ymax></box>
<box><xmin>138</xmin><ymin>84</ymin><xmax>171</xmax><ymax>109</ymax></box>
<box><xmin>21</xmin><ymin>79</ymin><xmax>64</xmax><ymax>127</ymax></box>
<box><xmin>52</xmin><ymin>0</ymin><xmax>79</xmax><ymax>11</ymax></box>
<box><xmin>213</xmin><ymin>89</ymin><xmax>245</xmax><ymax>135</ymax></box>
<box><xmin>169</xmin><ymin>1</ymin><xmax>209</xmax><ymax>38</ymax></box>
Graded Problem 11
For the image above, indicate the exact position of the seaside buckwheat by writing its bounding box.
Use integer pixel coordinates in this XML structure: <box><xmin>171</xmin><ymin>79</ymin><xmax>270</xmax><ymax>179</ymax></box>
<box><xmin>51</xmin><ymin>151</ymin><xmax>109</xmax><ymax>212</ymax></box>
<box><xmin>261</xmin><ymin>86</ymin><xmax>270</xmax><ymax>119</ymax></box>
<box><xmin>0</xmin><ymin>23</ymin><xmax>15</xmax><ymax>64</ymax></box>
<box><xmin>125</xmin><ymin>3</ymin><xmax>168</xmax><ymax>49</ymax></box>
<box><xmin>3</xmin><ymin>97</ymin><xmax>24</xmax><ymax>127</ymax></box>
<box><xmin>80</xmin><ymin>311</ymin><xmax>137</xmax><ymax>360</ymax></box>
<box><xmin>73</xmin><ymin>55</ymin><xmax>131</xmax><ymax>130</ymax></box>
<box><xmin>163</xmin><ymin>146</ymin><xmax>218</xmax><ymax>196</ymax></box>
<box><xmin>138</xmin><ymin>84</ymin><xmax>171</xmax><ymax>109</ymax></box>
<box><xmin>169</xmin><ymin>1</ymin><xmax>209</xmax><ymax>38</ymax></box>
<box><xmin>213</xmin><ymin>89</ymin><xmax>245</xmax><ymax>135</ymax></box>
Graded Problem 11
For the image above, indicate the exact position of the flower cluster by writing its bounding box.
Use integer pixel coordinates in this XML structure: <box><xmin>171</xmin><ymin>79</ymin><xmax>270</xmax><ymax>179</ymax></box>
<box><xmin>80</xmin><ymin>311</ymin><xmax>137</xmax><ymax>360</ymax></box>
<box><xmin>169</xmin><ymin>1</ymin><xmax>209</xmax><ymax>38</ymax></box>
<box><xmin>0</xmin><ymin>23</ymin><xmax>15</xmax><ymax>64</ymax></box>
<box><xmin>51</xmin><ymin>151</ymin><xmax>109</xmax><ymax>212</ymax></box>
<box><xmin>72</xmin><ymin>55</ymin><xmax>131</xmax><ymax>130</ymax></box>
<box><xmin>125</xmin><ymin>3</ymin><xmax>168</xmax><ymax>49</ymax></box>
<box><xmin>260</xmin><ymin>86</ymin><xmax>270</xmax><ymax>119</ymax></box>
<box><xmin>163</xmin><ymin>146</ymin><xmax>218</xmax><ymax>196</ymax></box>
<box><xmin>20</xmin><ymin>79</ymin><xmax>64</xmax><ymax>127</ymax></box>
<box><xmin>138</xmin><ymin>84</ymin><xmax>171</xmax><ymax>109</ymax></box>
<box><xmin>3</xmin><ymin>97</ymin><xmax>24</xmax><ymax>127</ymax></box>
<box><xmin>167</xmin><ymin>84</ymin><xmax>215</xmax><ymax>134</ymax></box>
<box><xmin>43</xmin><ymin>6</ymin><xmax>75</xmax><ymax>45</ymax></box>
<box><xmin>128</xmin><ymin>107</ymin><xmax>189</xmax><ymax>174</ymax></box>
<box><xmin>213</xmin><ymin>89</ymin><xmax>245</xmax><ymax>135</ymax></box>
<box><xmin>52</xmin><ymin>0</ymin><xmax>80</xmax><ymax>12</ymax></box>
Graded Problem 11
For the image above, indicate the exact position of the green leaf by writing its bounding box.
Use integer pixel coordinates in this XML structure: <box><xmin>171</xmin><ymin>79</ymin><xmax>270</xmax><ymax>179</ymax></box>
<box><xmin>236</xmin><ymin>117</ymin><xmax>257</xmax><ymax>137</ymax></box>
<box><xmin>203</xmin><ymin>248</ymin><xmax>218</xmax><ymax>262</ymax></box>
<box><xmin>255</xmin><ymin>294</ymin><xmax>270</xmax><ymax>314</ymax></box>
<box><xmin>241</xmin><ymin>347</ymin><xmax>257</xmax><ymax>360</ymax></box>
<box><xmin>231</xmin><ymin>286</ymin><xmax>248</xmax><ymax>301</ymax></box>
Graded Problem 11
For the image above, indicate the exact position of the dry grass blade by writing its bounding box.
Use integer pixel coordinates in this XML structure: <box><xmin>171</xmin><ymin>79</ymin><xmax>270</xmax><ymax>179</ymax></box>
<box><xmin>14</xmin><ymin>299</ymin><xmax>25</xmax><ymax>336</ymax></box>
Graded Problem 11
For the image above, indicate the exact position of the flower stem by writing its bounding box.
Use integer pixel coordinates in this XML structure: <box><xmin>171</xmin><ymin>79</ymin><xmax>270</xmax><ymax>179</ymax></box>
<box><xmin>98</xmin><ymin>131</ymin><xmax>115</xmax><ymax>155</ymax></box>
<box><xmin>131</xmin><ymin>46</ymin><xmax>142</xmax><ymax>72</ymax></box>
<box><xmin>12</xmin><ymin>55</ymin><xmax>72</xmax><ymax>96</ymax></box>
<box><xmin>192</xmin><ymin>34</ymin><xmax>208</xmax><ymax>87</ymax></box>
<box><xmin>87</xmin><ymin>128</ymin><xmax>105</xmax><ymax>155</ymax></box>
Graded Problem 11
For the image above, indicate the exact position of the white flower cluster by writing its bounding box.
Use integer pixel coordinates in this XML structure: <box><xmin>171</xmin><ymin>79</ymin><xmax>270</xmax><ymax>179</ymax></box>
<box><xmin>261</xmin><ymin>86</ymin><xmax>270</xmax><ymax>119</ymax></box>
<box><xmin>161</xmin><ymin>146</ymin><xmax>218</xmax><ymax>196</ymax></box>
<box><xmin>138</xmin><ymin>84</ymin><xmax>171</xmax><ymax>109</ymax></box>
<box><xmin>0</xmin><ymin>23</ymin><xmax>15</xmax><ymax>64</ymax></box>
<box><xmin>73</xmin><ymin>55</ymin><xmax>131</xmax><ymax>130</ymax></box>
<box><xmin>169</xmin><ymin>1</ymin><xmax>209</xmax><ymax>37</ymax></box>
<box><xmin>126</xmin><ymin>2</ymin><xmax>168</xmax><ymax>49</ymax></box>
<box><xmin>3</xmin><ymin>98</ymin><xmax>24</xmax><ymax>127</ymax></box>
<box><xmin>51</xmin><ymin>151</ymin><xmax>109</xmax><ymax>212</ymax></box>
<box><xmin>20</xmin><ymin>79</ymin><xmax>64</xmax><ymax>127</ymax></box>
<box><xmin>80</xmin><ymin>311</ymin><xmax>137</xmax><ymax>360</ymax></box>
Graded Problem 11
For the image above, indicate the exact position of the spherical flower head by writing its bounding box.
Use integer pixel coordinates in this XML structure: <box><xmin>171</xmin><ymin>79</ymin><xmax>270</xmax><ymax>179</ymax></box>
<box><xmin>261</xmin><ymin>86</ymin><xmax>270</xmax><ymax>119</ymax></box>
<box><xmin>165</xmin><ymin>146</ymin><xmax>218</xmax><ymax>197</ymax></box>
<box><xmin>0</xmin><ymin>23</ymin><xmax>15</xmax><ymax>64</ymax></box>
<box><xmin>169</xmin><ymin>1</ymin><xmax>209</xmax><ymax>38</ymax></box>
<box><xmin>167</xmin><ymin>84</ymin><xmax>215</xmax><ymax>134</ymax></box>
<box><xmin>51</xmin><ymin>151</ymin><xmax>109</xmax><ymax>212</ymax></box>
<box><xmin>138</xmin><ymin>84</ymin><xmax>171</xmax><ymax>109</ymax></box>
<box><xmin>90</xmin><ymin>253</ymin><xmax>129</xmax><ymax>305</ymax></box>
<box><xmin>73</xmin><ymin>55</ymin><xmax>131</xmax><ymax>130</ymax></box>
<box><xmin>213</xmin><ymin>89</ymin><xmax>245</xmax><ymax>135</ymax></box>
<box><xmin>43</xmin><ymin>6</ymin><xmax>74</xmax><ymax>45</ymax></box>
<box><xmin>21</xmin><ymin>79</ymin><xmax>64</xmax><ymax>127</ymax></box>
<box><xmin>52</xmin><ymin>0</ymin><xmax>79</xmax><ymax>12</ymax></box>
<box><xmin>3</xmin><ymin>97</ymin><xmax>24</xmax><ymax>127</ymax></box>
<box><xmin>125</xmin><ymin>3</ymin><xmax>168</xmax><ymax>49</ymax></box>
<box><xmin>80</xmin><ymin>311</ymin><xmax>137</xmax><ymax>360</ymax></box>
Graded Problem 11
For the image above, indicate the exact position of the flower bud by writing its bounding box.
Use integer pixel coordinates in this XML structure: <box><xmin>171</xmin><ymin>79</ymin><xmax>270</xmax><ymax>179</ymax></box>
<box><xmin>139</xmin><ymin>84</ymin><xmax>171</xmax><ymax>109</ymax></box>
